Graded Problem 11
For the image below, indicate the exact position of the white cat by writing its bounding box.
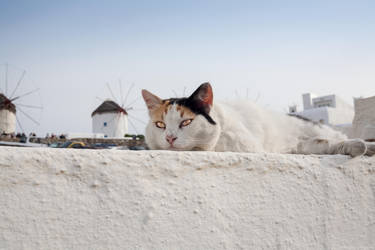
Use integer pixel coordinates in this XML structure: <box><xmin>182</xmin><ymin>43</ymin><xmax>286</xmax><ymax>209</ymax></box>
<box><xmin>142</xmin><ymin>82</ymin><xmax>375</xmax><ymax>157</ymax></box>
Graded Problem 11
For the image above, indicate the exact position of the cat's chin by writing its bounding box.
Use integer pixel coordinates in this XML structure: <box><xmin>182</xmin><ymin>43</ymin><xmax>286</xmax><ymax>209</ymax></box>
<box><xmin>161</xmin><ymin>144</ymin><xmax>206</xmax><ymax>151</ymax></box>
<box><xmin>165</xmin><ymin>145</ymin><xmax>191</xmax><ymax>151</ymax></box>
<box><xmin>167</xmin><ymin>146</ymin><xmax>184</xmax><ymax>151</ymax></box>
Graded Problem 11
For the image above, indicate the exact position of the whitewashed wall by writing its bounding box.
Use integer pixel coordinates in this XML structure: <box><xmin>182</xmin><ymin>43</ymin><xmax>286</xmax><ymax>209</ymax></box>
<box><xmin>352</xmin><ymin>96</ymin><xmax>375</xmax><ymax>140</ymax></box>
<box><xmin>0</xmin><ymin>147</ymin><xmax>374</xmax><ymax>250</ymax></box>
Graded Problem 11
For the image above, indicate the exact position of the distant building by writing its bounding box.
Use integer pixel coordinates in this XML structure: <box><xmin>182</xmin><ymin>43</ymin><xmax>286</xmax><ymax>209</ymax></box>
<box><xmin>0</xmin><ymin>93</ymin><xmax>16</xmax><ymax>134</ymax></box>
<box><xmin>352</xmin><ymin>96</ymin><xmax>375</xmax><ymax>141</ymax></box>
<box><xmin>91</xmin><ymin>100</ymin><xmax>128</xmax><ymax>138</ymax></box>
<box><xmin>289</xmin><ymin>93</ymin><xmax>354</xmax><ymax>126</ymax></box>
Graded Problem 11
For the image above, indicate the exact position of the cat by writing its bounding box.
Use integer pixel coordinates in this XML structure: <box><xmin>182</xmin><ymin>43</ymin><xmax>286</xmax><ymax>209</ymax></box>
<box><xmin>141</xmin><ymin>82</ymin><xmax>375</xmax><ymax>157</ymax></box>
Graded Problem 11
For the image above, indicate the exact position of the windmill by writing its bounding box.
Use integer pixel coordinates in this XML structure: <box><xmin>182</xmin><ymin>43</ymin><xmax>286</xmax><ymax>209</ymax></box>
<box><xmin>0</xmin><ymin>63</ymin><xmax>43</xmax><ymax>135</ymax></box>
<box><xmin>92</xmin><ymin>81</ymin><xmax>145</xmax><ymax>138</ymax></box>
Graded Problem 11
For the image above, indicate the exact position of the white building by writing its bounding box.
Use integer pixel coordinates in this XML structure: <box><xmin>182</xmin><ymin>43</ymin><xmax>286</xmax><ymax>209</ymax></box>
<box><xmin>351</xmin><ymin>96</ymin><xmax>375</xmax><ymax>141</ymax></box>
<box><xmin>0</xmin><ymin>93</ymin><xmax>16</xmax><ymax>134</ymax></box>
<box><xmin>289</xmin><ymin>93</ymin><xmax>354</xmax><ymax>126</ymax></box>
<box><xmin>91</xmin><ymin>100</ymin><xmax>128</xmax><ymax>138</ymax></box>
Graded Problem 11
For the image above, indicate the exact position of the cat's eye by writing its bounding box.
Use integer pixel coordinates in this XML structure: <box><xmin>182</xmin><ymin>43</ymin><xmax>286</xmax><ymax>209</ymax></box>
<box><xmin>180</xmin><ymin>119</ymin><xmax>193</xmax><ymax>128</ymax></box>
<box><xmin>155</xmin><ymin>121</ymin><xmax>166</xmax><ymax>129</ymax></box>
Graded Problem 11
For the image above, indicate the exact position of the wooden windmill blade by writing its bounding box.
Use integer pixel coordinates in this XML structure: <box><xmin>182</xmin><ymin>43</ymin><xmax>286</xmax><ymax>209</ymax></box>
<box><xmin>9</xmin><ymin>69</ymin><xmax>26</xmax><ymax>99</ymax></box>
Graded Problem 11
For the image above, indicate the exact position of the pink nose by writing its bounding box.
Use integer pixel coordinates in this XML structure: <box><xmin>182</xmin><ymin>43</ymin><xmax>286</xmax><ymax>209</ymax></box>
<box><xmin>166</xmin><ymin>135</ymin><xmax>177</xmax><ymax>145</ymax></box>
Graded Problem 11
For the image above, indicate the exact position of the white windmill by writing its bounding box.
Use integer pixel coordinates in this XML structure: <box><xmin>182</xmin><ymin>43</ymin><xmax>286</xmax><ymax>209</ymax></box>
<box><xmin>92</xmin><ymin>81</ymin><xmax>145</xmax><ymax>138</ymax></box>
<box><xmin>0</xmin><ymin>63</ymin><xmax>43</xmax><ymax>135</ymax></box>
<box><xmin>92</xmin><ymin>99</ymin><xmax>128</xmax><ymax>138</ymax></box>
<box><xmin>0</xmin><ymin>92</ymin><xmax>16</xmax><ymax>134</ymax></box>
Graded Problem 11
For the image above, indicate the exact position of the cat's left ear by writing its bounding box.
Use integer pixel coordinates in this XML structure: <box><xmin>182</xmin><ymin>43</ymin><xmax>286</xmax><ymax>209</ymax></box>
<box><xmin>188</xmin><ymin>82</ymin><xmax>213</xmax><ymax>114</ymax></box>
<box><xmin>142</xmin><ymin>89</ymin><xmax>162</xmax><ymax>111</ymax></box>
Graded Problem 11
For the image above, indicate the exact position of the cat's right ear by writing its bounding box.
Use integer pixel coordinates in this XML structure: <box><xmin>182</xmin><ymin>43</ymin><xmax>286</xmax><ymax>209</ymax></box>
<box><xmin>188</xmin><ymin>82</ymin><xmax>213</xmax><ymax>114</ymax></box>
<box><xmin>142</xmin><ymin>89</ymin><xmax>162</xmax><ymax>111</ymax></box>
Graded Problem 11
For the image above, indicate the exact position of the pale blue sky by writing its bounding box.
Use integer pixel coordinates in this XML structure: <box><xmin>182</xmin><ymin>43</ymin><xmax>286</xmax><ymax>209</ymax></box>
<box><xmin>1</xmin><ymin>0</ymin><xmax>374</xmax><ymax>135</ymax></box>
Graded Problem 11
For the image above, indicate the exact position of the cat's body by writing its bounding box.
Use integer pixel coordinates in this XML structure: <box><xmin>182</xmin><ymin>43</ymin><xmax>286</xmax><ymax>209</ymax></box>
<box><xmin>201</xmin><ymin>100</ymin><xmax>344</xmax><ymax>153</ymax></box>
<box><xmin>142</xmin><ymin>83</ymin><xmax>374</xmax><ymax>157</ymax></box>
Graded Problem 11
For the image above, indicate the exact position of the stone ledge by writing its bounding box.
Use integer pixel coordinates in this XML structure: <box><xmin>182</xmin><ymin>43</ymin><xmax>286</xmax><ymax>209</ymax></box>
<box><xmin>0</xmin><ymin>147</ymin><xmax>374</xmax><ymax>249</ymax></box>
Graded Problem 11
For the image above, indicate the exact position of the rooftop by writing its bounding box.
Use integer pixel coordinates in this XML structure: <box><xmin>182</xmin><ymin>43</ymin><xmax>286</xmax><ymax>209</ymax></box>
<box><xmin>91</xmin><ymin>100</ymin><xmax>127</xmax><ymax>117</ymax></box>
<box><xmin>0</xmin><ymin>93</ymin><xmax>16</xmax><ymax>114</ymax></box>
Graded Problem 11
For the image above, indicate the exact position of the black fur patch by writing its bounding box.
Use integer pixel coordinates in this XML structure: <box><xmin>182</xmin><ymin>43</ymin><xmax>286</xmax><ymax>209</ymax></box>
<box><xmin>163</xmin><ymin>98</ymin><xmax>216</xmax><ymax>125</ymax></box>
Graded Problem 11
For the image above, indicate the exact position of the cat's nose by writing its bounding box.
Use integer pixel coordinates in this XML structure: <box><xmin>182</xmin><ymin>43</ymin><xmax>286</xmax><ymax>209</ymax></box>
<box><xmin>166</xmin><ymin>135</ymin><xmax>177</xmax><ymax>145</ymax></box>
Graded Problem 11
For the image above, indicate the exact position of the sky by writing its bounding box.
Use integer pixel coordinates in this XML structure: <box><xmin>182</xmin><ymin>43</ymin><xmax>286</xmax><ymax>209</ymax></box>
<box><xmin>0</xmin><ymin>0</ymin><xmax>374</xmax><ymax>135</ymax></box>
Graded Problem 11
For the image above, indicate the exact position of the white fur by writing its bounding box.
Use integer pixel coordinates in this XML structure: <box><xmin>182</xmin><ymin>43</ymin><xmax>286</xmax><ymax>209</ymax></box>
<box><xmin>145</xmin><ymin>99</ymin><xmax>353</xmax><ymax>154</ymax></box>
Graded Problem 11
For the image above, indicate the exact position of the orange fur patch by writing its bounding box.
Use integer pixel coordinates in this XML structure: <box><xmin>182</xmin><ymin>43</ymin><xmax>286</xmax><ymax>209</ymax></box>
<box><xmin>150</xmin><ymin>103</ymin><xmax>195</xmax><ymax>121</ymax></box>
<box><xmin>178</xmin><ymin>105</ymin><xmax>195</xmax><ymax>119</ymax></box>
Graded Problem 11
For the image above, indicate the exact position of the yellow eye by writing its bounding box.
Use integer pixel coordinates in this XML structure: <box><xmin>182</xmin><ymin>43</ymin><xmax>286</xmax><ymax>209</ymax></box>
<box><xmin>155</xmin><ymin>121</ymin><xmax>166</xmax><ymax>129</ymax></box>
<box><xmin>180</xmin><ymin>119</ymin><xmax>193</xmax><ymax>128</ymax></box>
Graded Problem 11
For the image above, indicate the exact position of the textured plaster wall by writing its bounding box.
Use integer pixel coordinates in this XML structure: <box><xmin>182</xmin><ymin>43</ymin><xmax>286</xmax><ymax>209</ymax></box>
<box><xmin>0</xmin><ymin>147</ymin><xmax>374</xmax><ymax>250</ymax></box>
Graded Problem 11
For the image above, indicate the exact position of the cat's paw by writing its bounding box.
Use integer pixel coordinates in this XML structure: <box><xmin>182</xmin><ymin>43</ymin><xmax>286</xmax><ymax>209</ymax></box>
<box><xmin>341</xmin><ymin>139</ymin><xmax>367</xmax><ymax>157</ymax></box>
<box><xmin>365</xmin><ymin>142</ymin><xmax>375</xmax><ymax>156</ymax></box>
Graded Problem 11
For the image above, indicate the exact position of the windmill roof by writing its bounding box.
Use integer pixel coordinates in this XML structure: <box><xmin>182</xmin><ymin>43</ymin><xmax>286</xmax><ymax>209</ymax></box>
<box><xmin>0</xmin><ymin>93</ymin><xmax>16</xmax><ymax>114</ymax></box>
<box><xmin>91</xmin><ymin>100</ymin><xmax>127</xmax><ymax>117</ymax></box>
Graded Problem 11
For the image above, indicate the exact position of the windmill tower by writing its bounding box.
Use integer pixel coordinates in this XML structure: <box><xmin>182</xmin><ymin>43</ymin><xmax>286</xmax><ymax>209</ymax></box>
<box><xmin>91</xmin><ymin>99</ymin><xmax>128</xmax><ymax>138</ymax></box>
<box><xmin>0</xmin><ymin>93</ymin><xmax>16</xmax><ymax>134</ymax></box>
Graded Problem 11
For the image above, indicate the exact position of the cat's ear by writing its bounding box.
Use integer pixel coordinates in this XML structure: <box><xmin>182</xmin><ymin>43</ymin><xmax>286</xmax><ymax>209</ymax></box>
<box><xmin>188</xmin><ymin>82</ymin><xmax>213</xmax><ymax>113</ymax></box>
<box><xmin>142</xmin><ymin>89</ymin><xmax>162</xmax><ymax>111</ymax></box>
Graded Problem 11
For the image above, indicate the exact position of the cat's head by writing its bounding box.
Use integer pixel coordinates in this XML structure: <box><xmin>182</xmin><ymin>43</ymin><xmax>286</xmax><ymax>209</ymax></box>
<box><xmin>142</xmin><ymin>82</ymin><xmax>220</xmax><ymax>151</ymax></box>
